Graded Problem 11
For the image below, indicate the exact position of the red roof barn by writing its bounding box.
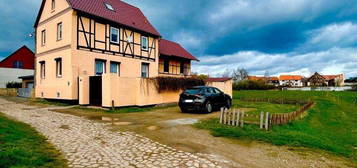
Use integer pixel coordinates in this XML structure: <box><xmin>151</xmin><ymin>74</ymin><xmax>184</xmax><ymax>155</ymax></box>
<box><xmin>0</xmin><ymin>46</ymin><xmax>35</xmax><ymax>70</ymax></box>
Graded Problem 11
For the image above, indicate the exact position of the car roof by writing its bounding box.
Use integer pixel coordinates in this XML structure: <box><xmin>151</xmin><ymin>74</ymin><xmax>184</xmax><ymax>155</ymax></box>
<box><xmin>188</xmin><ymin>86</ymin><xmax>212</xmax><ymax>89</ymax></box>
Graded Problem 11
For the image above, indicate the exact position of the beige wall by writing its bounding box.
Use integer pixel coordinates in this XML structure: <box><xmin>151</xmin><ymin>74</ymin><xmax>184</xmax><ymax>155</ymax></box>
<box><xmin>207</xmin><ymin>80</ymin><xmax>233</xmax><ymax>97</ymax></box>
<box><xmin>100</xmin><ymin>74</ymin><xmax>179</xmax><ymax>107</ymax></box>
<box><xmin>158</xmin><ymin>58</ymin><xmax>191</xmax><ymax>76</ymax></box>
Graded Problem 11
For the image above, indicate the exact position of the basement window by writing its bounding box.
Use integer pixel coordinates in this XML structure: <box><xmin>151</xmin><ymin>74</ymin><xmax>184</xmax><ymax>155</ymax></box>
<box><xmin>104</xmin><ymin>3</ymin><xmax>115</xmax><ymax>11</ymax></box>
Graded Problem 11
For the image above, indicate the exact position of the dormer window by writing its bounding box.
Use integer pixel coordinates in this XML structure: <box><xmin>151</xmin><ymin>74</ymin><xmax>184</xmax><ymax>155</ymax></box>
<box><xmin>104</xmin><ymin>3</ymin><xmax>115</xmax><ymax>11</ymax></box>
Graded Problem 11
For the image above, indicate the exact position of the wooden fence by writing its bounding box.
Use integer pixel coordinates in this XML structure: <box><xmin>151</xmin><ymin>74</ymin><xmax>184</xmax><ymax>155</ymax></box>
<box><xmin>219</xmin><ymin>101</ymin><xmax>314</xmax><ymax>130</ymax></box>
<box><xmin>270</xmin><ymin>101</ymin><xmax>314</xmax><ymax>125</ymax></box>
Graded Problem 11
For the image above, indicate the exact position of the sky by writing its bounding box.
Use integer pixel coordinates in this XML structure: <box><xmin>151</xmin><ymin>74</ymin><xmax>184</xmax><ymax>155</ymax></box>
<box><xmin>0</xmin><ymin>0</ymin><xmax>357</xmax><ymax>78</ymax></box>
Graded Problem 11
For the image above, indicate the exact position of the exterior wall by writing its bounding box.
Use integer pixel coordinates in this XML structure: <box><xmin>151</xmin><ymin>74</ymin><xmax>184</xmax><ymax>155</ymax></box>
<box><xmin>158</xmin><ymin>57</ymin><xmax>191</xmax><ymax>76</ymax></box>
<box><xmin>279</xmin><ymin>80</ymin><xmax>303</xmax><ymax>87</ymax></box>
<box><xmin>0</xmin><ymin>47</ymin><xmax>35</xmax><ymax>69</ymax></box>
<box><xmin>100</xmin><ymin>74</ymin><xmax>179</xmax><ymax>107</ymax></box>
<box><xmin>0</xmin><ymin>68</ymin><xmax>34</xmax><ymax>88</ymax></box>
<box><xmin>206</xmin><ymin>80</ymin><xmax>233</xmax><ymax>97</ymax></box>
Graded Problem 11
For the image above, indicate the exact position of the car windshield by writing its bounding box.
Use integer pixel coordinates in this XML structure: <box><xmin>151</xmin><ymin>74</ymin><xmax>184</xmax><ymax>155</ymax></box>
<box><xmin>184</xmin><ymin>88</ymin><xmax>202</xmax><ymax>95</ymax></box>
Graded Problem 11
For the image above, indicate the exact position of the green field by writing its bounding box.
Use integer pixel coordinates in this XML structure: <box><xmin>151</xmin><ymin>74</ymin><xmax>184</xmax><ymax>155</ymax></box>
<box><xmin>195</xmin><ymin>91</ymin><xmax>357</xmax><ymax>160</ymax></box>
<box><xmin>0</xmin><ymin>114</ymin><xmax>67</xmax><ymax>168</ymax></box>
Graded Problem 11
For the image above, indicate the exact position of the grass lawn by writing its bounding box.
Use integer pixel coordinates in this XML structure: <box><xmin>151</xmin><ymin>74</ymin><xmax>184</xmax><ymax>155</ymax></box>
<box><xmin>232</xmin><ymin>99</ymin><xmax>301</xmax><ymax>114</ymax></box>
<box><xmin>195</xmin><ymin>91</ymin><xmax>357</xmax><ymax>161</ymax></box>
<box><xmin>0</xmin><ymin>114</ymin><xmax>67</xmax><ymax>168</ymax></box>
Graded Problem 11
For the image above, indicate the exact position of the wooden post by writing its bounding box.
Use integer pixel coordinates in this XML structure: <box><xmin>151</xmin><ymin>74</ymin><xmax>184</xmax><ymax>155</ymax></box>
<box><xmin>240</xmin><ymin>111</ymin><xmax>245</xmax><ymax>127</ymax></box>
<box><xmin>236</xmin><ymin>110</ymin><xmax>240</xmax><ymax>126</ymax></box>
<box><xmin>260</xmin><ymin>111</ymin><xmax>264</xmax><ymax>129</ymax></box>
<box><xmin>224</xmin><ymin>108</ymin><xmax>228</xmax><ymax>124</ymax></box>
<box><xmin>220</xmin><ymin>108</ymin><xmax>224</xmax><ymax>124</ymax></box>
<box><xmin>232</xmin><ymin>109</ymin><xmax>236</xmax><ymax>126</ymax></box>
<box><xmin>265</xmin><ymin>112</ymin><xmax>270</xmax><ymax>130</ymax></box>
<box><xmin>228</xmin><ymin>110</ymin><xmax>232</xmax><ymax>125</ymax></box>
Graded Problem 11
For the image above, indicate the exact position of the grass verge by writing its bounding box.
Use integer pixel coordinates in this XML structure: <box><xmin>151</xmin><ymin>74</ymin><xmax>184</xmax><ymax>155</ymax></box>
<box><xmin>195</xmin><ymin>91</ymin><xmax>357</xmax><ymax>161</ymax></box>
<box><xmin>0</xmin><ymin>114</ymin><xmax>67</xmax><ymax>168</ymax></box>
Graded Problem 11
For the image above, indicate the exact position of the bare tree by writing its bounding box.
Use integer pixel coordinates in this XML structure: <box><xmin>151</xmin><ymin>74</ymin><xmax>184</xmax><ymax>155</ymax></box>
<box><xmin>221</xmin><ymin>69</ymin><xmax>232</xmax><ymax>78</ymax></box>
<box><xmin>232</xmin><ymin>68</ymin><xmax>248</xmax><ymax>82</ymax></box>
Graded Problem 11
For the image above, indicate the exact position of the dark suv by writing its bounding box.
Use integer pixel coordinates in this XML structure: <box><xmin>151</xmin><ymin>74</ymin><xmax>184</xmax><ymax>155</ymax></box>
<box><xmin>178</xmin><ymin>86</ymin><xmax>232</xmax><ymax>113</ymax></box>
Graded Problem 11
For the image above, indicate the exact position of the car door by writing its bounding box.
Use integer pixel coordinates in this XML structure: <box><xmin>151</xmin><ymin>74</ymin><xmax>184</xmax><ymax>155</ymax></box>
<box><xmin>207</xmin><ymin>87</ymin><xmax>219</xmax><ymax>107</ymax></box>
<box><xmin>213</xmin><ymin>88</ymin><xmax>225</xmax><ymax>106</ymax></box>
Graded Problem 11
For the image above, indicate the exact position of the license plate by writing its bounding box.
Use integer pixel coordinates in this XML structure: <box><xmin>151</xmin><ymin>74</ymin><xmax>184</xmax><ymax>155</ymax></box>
<box><xmin>184</xmin><ymin>99</ymin><xmax>193</xmax><ymax>103</ymax></box>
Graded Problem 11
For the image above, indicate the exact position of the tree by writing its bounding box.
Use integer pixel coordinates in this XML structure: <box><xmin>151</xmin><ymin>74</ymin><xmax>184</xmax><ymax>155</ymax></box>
<box><xmin>232</xmin><ymin>68</ymin><xmax>248</xmax><ymax>82</ymax></box>
<box><xmin>221</xmin><ymin>69</ymin><xmax>232</xmax><ymax>78</ymax></box>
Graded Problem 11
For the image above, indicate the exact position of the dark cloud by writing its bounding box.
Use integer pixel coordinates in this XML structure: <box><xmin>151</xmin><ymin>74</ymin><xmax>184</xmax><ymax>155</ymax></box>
<box><xmin>1</xmin><ymin>0</ymin><xmax>357</xmax><ymax>77</ymax></box>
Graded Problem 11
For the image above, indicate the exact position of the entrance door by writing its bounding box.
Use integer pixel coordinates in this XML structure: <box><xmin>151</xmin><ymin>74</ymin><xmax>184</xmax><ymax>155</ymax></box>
<box><xmin>89</xmin><ymin>76</ymin><xmax>102</xmax><ymax>106</ymax></box>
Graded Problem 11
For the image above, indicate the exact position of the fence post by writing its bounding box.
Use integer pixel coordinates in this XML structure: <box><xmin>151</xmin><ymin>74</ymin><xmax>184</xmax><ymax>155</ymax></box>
<box><xmin>265</xmin><ymin>112</ymin><xmax>270</xmax><ymax>130</ymax></box>
<box><xmin>228</xmin><ymin>109</ymin><xmax>232</xmax><ymax>125</ymax></box>
<box><xmin>236</xmin><ymin>110</ymin><xmax>240</xmax><ymax>127</ymax></box>
<box><xmin>240</xmin><ymin>111</ymin><xmax>245</xmax><ymax>127</ymax></box>
<box><xmin>260</xmin><ymin>111</ymin><xmax>264</xmax><ymax>129</ymax></box>
<box><xmin>220</xmin><ymin>108</ymin><xmax>224</xmax><ymax>124</ymax></box>
<box><xmin>232</xmin><ymin>109</ymin><xmax>236</xmax><ymax>126</ymax></box>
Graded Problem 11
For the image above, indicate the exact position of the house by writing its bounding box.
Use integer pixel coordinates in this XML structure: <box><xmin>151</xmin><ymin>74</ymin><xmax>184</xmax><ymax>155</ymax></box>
<box><xmin>0</xmin><ymin>46</ymin><xmax>35</xmax><ymax>88</ymax></box>
<box><xmin>34</xmin><ymin>0</ymin><xmax>231</xmax><ymax>107</ymax></box>
<box><xmin>279</xmin><ymin>75</ymin><xmax>303</xmax><ymax>87</ymax></box>
<box><xmin>307</xmin><ymin>72</ymin><xmax>345</xmax><ymax>86</ymax></box>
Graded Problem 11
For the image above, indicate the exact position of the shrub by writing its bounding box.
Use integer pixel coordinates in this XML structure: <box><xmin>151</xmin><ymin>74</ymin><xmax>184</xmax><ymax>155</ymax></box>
<box><xmin>153</xmin><ymin>77</ymin><xmax>205</xmax><ymax>93</ymax></box>
<box><xmin>351</xmin><ymin>84</ymin><xmax>357</xmax><ymax>91</ymax></box>
<box><xmin>6</xmin><ymin>81</ymin><xmax>22</xmax><ymax>88</ymax></box>
<box><xmin>233</xmin><ymin>80</ymin><xmax>276</xmax><ymax>90</ymax></box>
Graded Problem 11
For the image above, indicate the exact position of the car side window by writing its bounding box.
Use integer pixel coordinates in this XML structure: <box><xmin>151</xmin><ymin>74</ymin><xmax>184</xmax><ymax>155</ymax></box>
<box><xmin>207</xmin><ymin>88</ymin><xmax>214</xmax><ymax>94</ymax></box>
<box><xmin>214</xmin><ymin>88</ymin><xmax>222</xmax><ymax>94</ymax></box>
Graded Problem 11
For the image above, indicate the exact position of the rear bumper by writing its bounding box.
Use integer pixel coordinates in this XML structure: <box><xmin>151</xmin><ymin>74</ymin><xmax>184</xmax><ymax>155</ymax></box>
<box><xmin>179</xmin><ymin>102</ymin><xmax>205</xmax><ymax>111</ymax></box>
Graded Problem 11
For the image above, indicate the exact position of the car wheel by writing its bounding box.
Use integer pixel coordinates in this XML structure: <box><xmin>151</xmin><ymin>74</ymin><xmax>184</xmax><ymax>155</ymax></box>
<box><xmin>205</xmin><ymin>101</ymin><xmax>213</xmax><ymax>113</ymax></box>
<box><xmin>180</xmin><ymin>108</ymin><xmax>189</xmax><ymax>113</ymax></box>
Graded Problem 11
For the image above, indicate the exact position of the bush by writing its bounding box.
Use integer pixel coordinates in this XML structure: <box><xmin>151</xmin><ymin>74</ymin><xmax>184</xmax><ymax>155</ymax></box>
<box><xmin>153</xmin><ymin>77</ymin><xmax>205</xmax><ymax>93</ymax></box>
<box><xmin>351</xmin><ymin>85</ymin><xmax>357</xmax><ymax>91</ymax></box>
<box><xmin>233</xmin><ymin>80</ymin><xmax>276</xmax><ymax>90</ymax></box>
<box><xmin>6</xmin><ymin>81</ymin><xmax>22</xmax><ymax>88</ymax></box>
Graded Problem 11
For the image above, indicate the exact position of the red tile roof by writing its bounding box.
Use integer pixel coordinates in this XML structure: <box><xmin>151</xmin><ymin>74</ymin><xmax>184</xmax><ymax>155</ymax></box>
<box><xmin>35</xmin><ymin>0</ymin><xmax>160</xmax><ymax>37</ymax></box>
<box><xmin>248</xmin><ymin>76</ymin><xmax>279</xmax><ymax>81</ymax></box>
<box><xmin>322</xmin><ymin>75</ymin><xmax>341</xmax><ymax>80</ymax></box>
<box><xmin>205</xmin><ymin>78</ymin><xmax>232</xmax><ymax>82</ymax></box>
<box><xmin>159</xmin><ymin>39</ymin><xmax>199</xmax><ymax>61</ymax></box>
<box><xmin>279</xmin><ymin>75</ymin><xmax>302</xmax><ymax>81</ymax></box>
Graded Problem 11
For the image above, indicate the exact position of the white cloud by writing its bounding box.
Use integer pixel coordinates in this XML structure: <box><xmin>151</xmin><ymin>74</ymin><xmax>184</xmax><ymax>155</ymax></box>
<box><xmin>299</xmin><ymin>22</ymin><xmax>357</xmax><ymax>51</ymax></box>
<box><xmin>193</xmin><ymin>47</ymin><xmax>357</xmax><ymax>78</ymax></box>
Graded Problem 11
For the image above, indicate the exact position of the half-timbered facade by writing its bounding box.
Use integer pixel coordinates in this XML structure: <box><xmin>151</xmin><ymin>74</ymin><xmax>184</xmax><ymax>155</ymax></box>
<box><xmin>33</xmin><ymin>0</ymin><xmax>204</xmax><ymax>107</ymax></box>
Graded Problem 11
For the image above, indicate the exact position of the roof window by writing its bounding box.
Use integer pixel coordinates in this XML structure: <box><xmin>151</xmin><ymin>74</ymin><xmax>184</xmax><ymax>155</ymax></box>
<box><xmin>104</xmin><ymin>3</ymin><xmax>115</xmax><ymax>11</ymax></box>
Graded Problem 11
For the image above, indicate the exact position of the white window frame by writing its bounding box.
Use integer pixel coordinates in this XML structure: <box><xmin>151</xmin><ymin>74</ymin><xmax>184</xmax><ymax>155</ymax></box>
<box><xmin>141</xmin><ymin>36</ymin><xmax>148</xmax><ymax>51</ymax></box>
<box><xmin>110</xmin><ymin>27</ymin><xmax>120</xmax><ymax>44</ymax></box>
<box><xmin>57</xmin><ymin>22</ymin><xmax>62</xmax><ymax>41</ymax></box>
<box><xmin>41</xmin><ymin>30</ymin><xmax>46</xmax><ymax>46</ymax></box>
<box><xmin>55</xmin><ymin>58</ymin><xmax>62</xmax><ymax>78</ymax></box>
<box><xmin>95</xmin><ymin>60</ymin><xmax>106</xmax><ymax>76</ymax></box>
<box><xmin>51</xmin><ymin>0</ymin><xmax>55</xmax><ymax>11</ymax></box>
<box><xmin>110</xmin><ymin>61</ymin><xmax>120</xmax><ymax>75</ymax></box>
<box><xmin>141</xmin><ymin>63</ymin><xmax>149</xmax><ymax>78</ymax></box>
<box><xmin>40</xmin><ymin>61</ymin><xmax>46</xmax><ymax>79</ymax></box>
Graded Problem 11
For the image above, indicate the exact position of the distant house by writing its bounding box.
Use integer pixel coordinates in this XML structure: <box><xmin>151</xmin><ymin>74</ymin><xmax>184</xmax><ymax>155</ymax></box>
<box><xmin>307</xmin><ymin>72</ymin><xmax>344</xmax><ymax>86</ymax></box>
<box><xmin>0</xmin><ymin>46</ymin><xmax>35</xmax><ymax>88</ymax></box>
<box><xmin>279</xmin><ymin>75</ymin><xmax>303</xmax><ymax>87</ymax></box>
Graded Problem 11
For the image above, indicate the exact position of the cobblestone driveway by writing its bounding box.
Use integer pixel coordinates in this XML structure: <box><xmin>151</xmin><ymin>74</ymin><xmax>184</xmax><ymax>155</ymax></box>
<box><xmin>0</xmin><ymin>98</ymin><xmax>221</xmax><ymax>168</ymax></box>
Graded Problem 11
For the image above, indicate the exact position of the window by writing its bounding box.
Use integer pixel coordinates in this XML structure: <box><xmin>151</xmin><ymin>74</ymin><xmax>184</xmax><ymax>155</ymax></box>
<box><xmin>13</xmin><ymin>61</ymin><xmax>23</xmax><ymax>68</ymax></box>
<box><xmin>110</xmin><ymin>61</ymin><xmax>120</xmax><ymax>75</ymax></box>
<box><xmin>110</xmin><ymin>27</ymin><xmax>119</xmax><ymax>44</ymax></box>
<box><xmin>104</xmin><ymin>3</ymin><xmax>115</xmax><ymax>11</ymax></box>
<box><xmin>95</xmin><ymin>60</ymin><xmax>106</xmax><ymax>76</ymax></box>
<box><xmin>180</xmin><ymin>61</ymin><xmax>184</xmax><ymax>74</ymax></box>
<box><xmin>51</xmin><ymin>0</ymin><xmax>55</xmax><ymax>10</ymax></box>
<box><xmin>213</xmin><ymin>88</ymin><xmax>222</xmax><ymax>94</ymax></box>
<box><xmin>164</xmin><ymin>59</ymin><xmax>169</xmax><ymax>73</ymax></box>
<box><xmin>141</xmin><ymin>36</ymin><xmax>148</xmax><ymax>50</ymax></box>
<box><xmin>41</xmin><ymin>30</ymin><xmax>46</xmax><ymax>46</ymax></box>
<box><xmin>55</xmin><ymin>58</ymin><xmax>62</xmax><ymax>77</ymax></box>
<box><xmin>40</xmin><ymin>61</ymin><xmax>46</xmax><ymax>79</ymax></box>
<box><xmin>57</xmin><ymin>22</ymin><xmax>62</xmax><ymax>40</ymax></box>
<box><xmin>141</xmin><ymin>63</ymin><xmax>149</xmax><ymax>78</ymax></box>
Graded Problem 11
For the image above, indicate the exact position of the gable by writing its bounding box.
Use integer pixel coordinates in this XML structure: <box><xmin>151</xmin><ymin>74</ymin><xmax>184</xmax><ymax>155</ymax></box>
<box><xmin>0</xmin><ymin>46</ymin><xmax>35</xmax><ymax>70</ymax></box>
<box><xmin>35</xmin><ymin>0</ymin><xmax>71</xmax><ymax>27</ymax></box>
